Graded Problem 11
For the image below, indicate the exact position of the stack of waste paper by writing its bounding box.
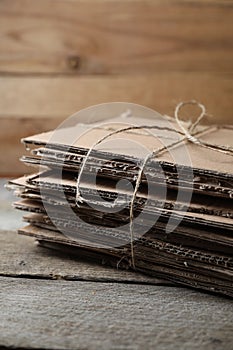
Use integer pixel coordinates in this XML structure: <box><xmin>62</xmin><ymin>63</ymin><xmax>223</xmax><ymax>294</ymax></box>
<box><xmin>7</xmin><ymin>107</ymin><xmax>233</xmax><ymax>297</ymax></box>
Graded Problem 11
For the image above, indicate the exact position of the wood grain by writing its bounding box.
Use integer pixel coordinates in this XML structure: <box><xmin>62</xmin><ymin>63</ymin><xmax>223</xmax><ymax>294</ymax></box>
<box><xmin>0</xmin><ymin>74</ymin><xmax>232</xmax><ymax>121</ymax></box>
<box><xmin>0</xmin><ymin>0</ymin><xmax>232</xmax><ymax>74</ymax></box>
<box><xmin>1</xmin><ymin>276</ymin><xmax>233</xmax><ymax>349</ymax></box>
<box><xmin>1</xmin><ymin>73</ymin><xmax>232</xmax><ymax>176</ymax></box>
<box><xmin>0</xmin><ymin>0</ymin><xmax>232</xmax><ymax>176</ymax></box>
<box><xmin>0</xmin><ymin>117</ymin><xmax>63</xmax><ymax>176</ymax></box>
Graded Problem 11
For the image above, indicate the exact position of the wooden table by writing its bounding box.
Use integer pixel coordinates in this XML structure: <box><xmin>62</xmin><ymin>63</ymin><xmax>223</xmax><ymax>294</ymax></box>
<box><xmin>1</xmin><ymin>181</ymin><xmax>233</xmax><ymax>349</ymax></box>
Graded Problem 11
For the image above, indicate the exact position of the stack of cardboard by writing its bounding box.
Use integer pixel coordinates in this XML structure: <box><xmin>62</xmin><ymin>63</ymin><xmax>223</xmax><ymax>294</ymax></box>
<box><xmin>8</xmin><ymin>112</ymin><xmax>233</xmax><ymax>297</ymax></box>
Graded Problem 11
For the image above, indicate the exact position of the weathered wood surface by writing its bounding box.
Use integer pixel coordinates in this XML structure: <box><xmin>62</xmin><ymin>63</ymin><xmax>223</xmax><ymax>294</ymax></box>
<box><xmin>0</xmin><ymin>229</ymin><xmax>168</xmax><ymax>285</ymax></box>
<box><xmin>0</xmin><ymin>277</ymin><xmax>233</xmax><ymax>350</ymax></box>
<box><xmin>1</xmin><ymin>184</ymin><xmax>233</xmax><ymax>349</ymax></box>
<box><xmin>0</xmin><ymin>0</ymin><xmax>232</xmax><ymax>74</ymax></box>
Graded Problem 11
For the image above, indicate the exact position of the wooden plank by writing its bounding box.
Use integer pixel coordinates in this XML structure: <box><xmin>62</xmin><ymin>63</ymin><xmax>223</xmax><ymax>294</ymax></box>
<box><xmin>0</xmin><ymin>117</ymin><xmax>63</xmax><ymax>176</ymax></box>
<box><xmin>0</xmin><ymin>0</ymin><xmax>232</xmax><ymax>74</ymax></box>
<box><xmin>0</xmin><ymin>74</ymin><xmax>232</xmax><ymax>122</ymax></box>
<box><xmin>0</xmin><ymin>277</ymin><xmax>233</xmax><ymax>349</ymax></box>
<box><xmin>0</xmin><ymin>73</ymin><xmax>232</xmax><ymax>176</ymax></box>
<box><xmin>0</xmin><ymin>230</ymin><xmax>167</xmax><ymax>284</ymax></box>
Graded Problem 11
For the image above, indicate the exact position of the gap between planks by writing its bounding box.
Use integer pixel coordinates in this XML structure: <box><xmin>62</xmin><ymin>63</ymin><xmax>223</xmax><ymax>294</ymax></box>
<box><xmin>0</xmin><ymin>229</ymin><xmax>170</xmax><ymax>286</ymax></box>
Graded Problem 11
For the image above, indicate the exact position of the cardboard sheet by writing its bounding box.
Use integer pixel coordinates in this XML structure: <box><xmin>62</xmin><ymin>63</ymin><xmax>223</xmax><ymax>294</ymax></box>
<box><xmin>7</xmin><ymin>113</ymin><xmax>233</xmax><ymax>297</ymax></box>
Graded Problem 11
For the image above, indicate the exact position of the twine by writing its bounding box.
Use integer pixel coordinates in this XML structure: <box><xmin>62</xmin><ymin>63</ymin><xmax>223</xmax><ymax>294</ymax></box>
<box><xmin>76</xmin><ymin>101</ymin><xmax>233</xmax><ymax>269</ymax></box>
<box><xmin>175</xmin><ymin>101</ymin><xmax>233</xmax><ymax>156</ymax></box>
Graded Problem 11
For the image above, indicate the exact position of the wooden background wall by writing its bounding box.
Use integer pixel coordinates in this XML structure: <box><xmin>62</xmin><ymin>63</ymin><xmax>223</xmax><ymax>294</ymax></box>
<box><xmin>0</xmin><ymin>0</ymin><xmax>233</xmax><ymax>176</ymax></box>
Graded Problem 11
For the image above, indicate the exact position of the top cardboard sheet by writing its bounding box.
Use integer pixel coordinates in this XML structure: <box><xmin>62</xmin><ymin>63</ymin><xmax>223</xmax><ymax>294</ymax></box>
<box><xmin>22</xmin><ymin>115</ymin><xmax>233</xmax><ymax>176</ymax></box>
